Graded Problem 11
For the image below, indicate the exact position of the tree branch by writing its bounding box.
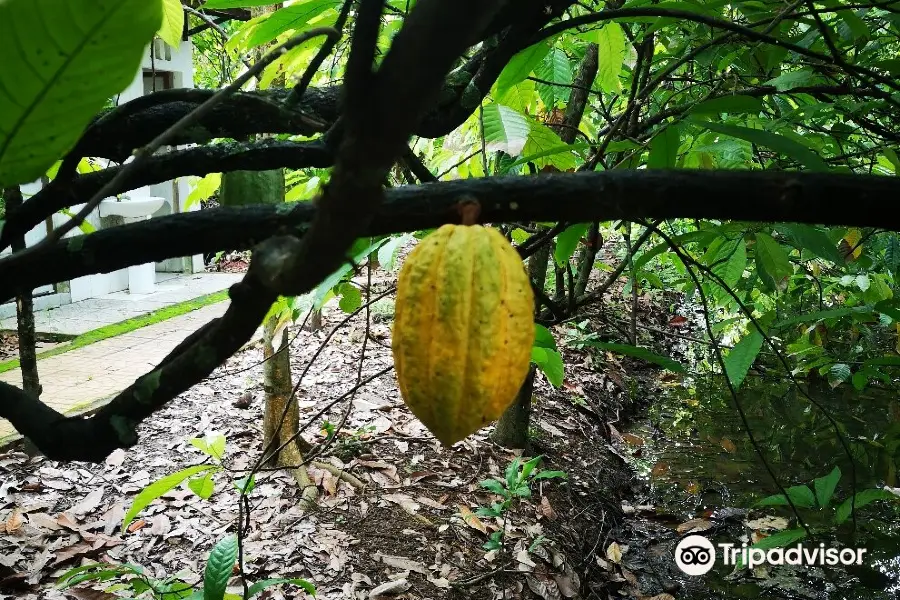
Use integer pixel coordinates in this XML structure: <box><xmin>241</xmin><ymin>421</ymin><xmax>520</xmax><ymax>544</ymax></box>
<box><xmin>3</xmin><ymin>170</ymin><xmax>900</xmax><ymax>301</ymax></box>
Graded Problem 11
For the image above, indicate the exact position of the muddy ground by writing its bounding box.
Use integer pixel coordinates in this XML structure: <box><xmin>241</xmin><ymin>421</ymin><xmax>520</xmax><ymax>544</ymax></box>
<box><xmin>0</xmin><ymin>268</ymin><xmax>692</xmax><ymax>600</ymax></box>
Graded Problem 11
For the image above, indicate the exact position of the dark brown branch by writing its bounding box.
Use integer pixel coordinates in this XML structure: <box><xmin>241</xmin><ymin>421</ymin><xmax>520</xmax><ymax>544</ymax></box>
<box><xmin>4</xmin><ymin>170</ymin><xmax>900</xmax><ymax>302</ymax></box>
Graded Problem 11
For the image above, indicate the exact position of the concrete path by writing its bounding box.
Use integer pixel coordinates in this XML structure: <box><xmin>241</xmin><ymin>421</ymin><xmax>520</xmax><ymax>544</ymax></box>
<box><xmin>0</xmin><ymin>300</ymin><xmax>262</xmax><ymax>445</ymax></box>
<box><xmin>0</xmin><ymin>272</ymin><xmax>243</xmax><ymax>336</ymax></box>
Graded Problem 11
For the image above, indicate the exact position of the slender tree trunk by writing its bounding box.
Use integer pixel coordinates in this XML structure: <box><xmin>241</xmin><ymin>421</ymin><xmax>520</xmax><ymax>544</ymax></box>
<box><xmin>491</xmin><ymin>242</ymin><xmax>550</xmax><ymax>449</ymax></box>
<box><xmin>3</xmin><ymin>186</ymin><xmax>41</xmax><ymax>397</ymax></box>
<box><xmin>261</xmin><ymin>319</ymin><xmax>301</xmax><ymax>463</ymax></box>
<box><xmin>306</xmin><ymin>308</ymin><xmax>323</xmax><ymax>332</ymax></box>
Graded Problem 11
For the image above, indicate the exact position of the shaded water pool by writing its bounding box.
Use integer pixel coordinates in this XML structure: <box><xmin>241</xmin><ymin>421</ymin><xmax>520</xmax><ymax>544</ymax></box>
<box><xmin>617</xmin><ymin>373</ymin><xmax>900</xmax><ymax>599</ymax></box>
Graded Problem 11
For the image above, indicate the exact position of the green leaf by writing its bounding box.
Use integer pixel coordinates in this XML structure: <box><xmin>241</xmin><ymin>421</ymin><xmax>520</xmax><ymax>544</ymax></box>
<box><xmin>204</xmin><ymin>0</ymin><xmax>281</xmax><ymax>7</ymax></box>
<box><xmin>735</xmin><ymin>528</ymin><xmax>807</xmax><ymax>568</ymax></box>
<box><xmin>531</xmin><ymin>347</ymin><xmax>564</xmax><ymax>387</ymax></box>
<box><xmin>495</xmin><ymin>43</ymin><xmax>550</xmax><ymax>96</ymax></box>
<box><xmin>689</xmin><ymin>95</ymin><xmax>765</xmax><ymax>115</ymax></box>
<box><xmin>764</xmin><ymin>69</ymin><xmax>815</xmax><ymax>91</ymax></box>
<box><xmin>554</xmin><ymin>224</ymin><xmax>588</xmax><ymax>266</ymax></box>
<box><xmin>533</xmin><ymin>324</ymin><xmax>557</xmax><ymax>350</ymax></box>
<box><xmin>724</xmin><ymin>326</ymin><xmax>764</xmax><ymax>390</ymax></box>
<box><xmin>775</xmin><ymin>306</ymin><xmax>872</xmax><ymax>328</ymax></box>
<box><xmin>521</xmin><ymin>456</ymin><xmax>543</xmax><ymax>481</ymax></box>
<box><xmin>533</xmin><ymin>470</ymin><xmax>567</xmax><ymax>480</ymax></box>
<box><xmin>835</xmin><ymin>488</ymin><xmax>900</xmax><ymax>524</ymax></box>
<box><xmin>480</xmin><ymin>479</ymin><xmax>507</xmax><ymax>495</ymax></box>
<box><xmin>188</xmin><ymin>473</ymin><xmax>215</xmax><ymax>500</ymax></box>
<box><xmin>687</xmin><ymin>118</ymin><xmax>828</xmax><ymax>171</ymax></box>
<box><xmin>777</xmin><ymin>224</ymin><xmax>843</xmax><ymax>263</ymax></box>
<box><xmin>594</xmin><ymin>23</ymin><xmax>626</xmax><ymax>93</ymax></box>
<box><xmin>377</xmin><ymin>233</ymin><xmax>413</xmax><ymax>272</ymax></box>
<box><xmin>185</xmin><ymin>173</ymin><xmax>222</xmax><ymax>211</ymax></box>
<box><xmin>122</xmin><ymin>465</ymin><xmax>217</xmax><ymax>533</ymax></box>
<box><xmin>647</xmin><ymin>126</ymin><xmax>680</xmax><ymax>169</ymax></box>
<box><xmin>505</xmin><ymin>457</ymin><xmax>521</xmax><ymax>489</ymax></box>
<box><xmin>579</xmin><ymin>341</ymin><xmax>685</xmax><ymax>372</ymax></box>
<box><xmin>246</xmin><ymin>0</ymin><xmax>338</xmax><ymax>48</ymax></box>
<box><xmin>0</xmin><ymin>0</ymin><xmax>164</xmax><ymax>187</ymax></box>
<box><xmin>158</xmin><ymin>0</ymin><xmax>185</xmax><ymax>48</ymax></box>
<box><xmin>828</xmin><ymin>363</ymin><xmax>851</xmax><ymax>385</ymax></box>
<box><xmin>247</xmin><ymin>578</ymin><xmax>315</xmax><ymax>598</ymax></box>
<box><xmin>190</xmin><ymin>433</ymin><xmax>226</xmax><ymax>461</ymax></box>
<box><xmin>483</xmin><ymin>104</ymin><xmax>531</xmax><ymax>156</ymax></box>
<box><xmin>233</xmin><ymin>475</ymin><xmax>255</xmax><ymax>495</ymax></box>
<box><xmin>755</xmin><ymin>232</ymin><xmax>793</xmax><ymax>291</ymax></box>
<box><xmin>713</xmin><ymin>239</ymin><xmax>747</xmax><ymax>288</ymax></box>
<box><xmin>204</xmin><ymin>535</ymin><xmax>239</xmax><ymax>600</ymax></box>
<box><xmin>535</xmin><ymin>47</ymin><xmax>572</xmax><ymax>108</ymax></box>
<box><xmin>814</xmin><ymin>466</ymin><xmax>841</xmax><ymax>508</ymax></box>
<box><xmin>522</xmin><ymin>120</ymin><xmax>578</xmax><ymax>170</ymax></box>
<box><xmin>755</xmin><ymin>484</ymin><xmax>816</xmax><ymax>509</ymax></box>
<box><xmin>338</xmin><ymin>283</ymin><xmax>362</xmax><ymax>313</ymax></box>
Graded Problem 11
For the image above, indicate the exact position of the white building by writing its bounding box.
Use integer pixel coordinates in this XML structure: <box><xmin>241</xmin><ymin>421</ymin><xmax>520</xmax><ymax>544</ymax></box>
<box><xmin>1</xmin><ymin>38</ymin><xmax>203</xmax><ymax>319</ymax></box>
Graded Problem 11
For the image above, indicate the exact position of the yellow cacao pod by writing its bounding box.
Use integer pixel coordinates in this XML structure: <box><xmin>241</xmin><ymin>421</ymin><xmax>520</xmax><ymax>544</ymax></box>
<box><xmin>392</xmin><ymin>224</ymin><xmax>535</xmax><ymax>446</ymax></box>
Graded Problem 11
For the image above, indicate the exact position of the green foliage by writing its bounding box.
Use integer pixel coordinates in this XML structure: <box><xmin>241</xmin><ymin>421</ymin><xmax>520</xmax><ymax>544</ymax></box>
<box><xmin>0</xmin><ymin>0</ymin><xmax>163</xmax><ymax>187</ymax></box>
<box><xmin>532</xmin><ymin>324</ymin><xmax>564</xmax><ymax>387</ymax></box>
<box><xmin>56</xmin><ymin>538</ymin><xmax>314</xmax><ymax>599</ymax></box>
<box><xmin>754</xmin><ymin>466</ymin><xmax>899</xmax><ymax>525</ymax></box>
<box><xmin>474</xmin><ymin>455</ymin><xmax>566</xmax><ymax>551</ymax></box>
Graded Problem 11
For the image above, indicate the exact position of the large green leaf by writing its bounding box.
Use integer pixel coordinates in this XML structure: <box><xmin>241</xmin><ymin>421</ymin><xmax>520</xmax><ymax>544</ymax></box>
<box><xmin>483</xmin><ymin>104</ymin><xmax>531</xmax><ymax>156</ymax></box>
<box><xmin>689</xmin><ymin>95</ymin><xmax>765</xmax><ymax>115</ymax></box>
<box><xmin>204</xmin><ymin>535</ymin><xmax>239</xmax><ymax>600</ymax></box>
<box><xmin>122</xmin><ymin>464</ymin><xmax>217</xmax><ymax>533</ymax></box>
<box><xmin>776</xmin><ymin>224</ymin><xmax>843</xmax><ymax>263</ymax></box>
<box><xmin>246</xmin><ymin>0</ymin><xmax>339</xmax><ymax>48</ymax></box>
<box><xmin>158</xmin><ymin>0</ymin><xmax>184</xmax><ymax>48</ymax></box>
<box><xmin>723</xmin><ymin>325</ymin><xmax>763</xmax><ymax>390</ymax></box>
<box><xmin>647</xmin><ymin>126</ymin><xmax>680</xmax><ymax>168</ymax></box>
<box><xmin>0</xmin><ymin>0</ymin><xmax>163</xmax><ymax>187</ymax></box>
<box><xmin>594</xmin><ymin>23</ymin><xmax>626</xmax><ymax>93</ymax></box>
<box><xmin>754</xmin><ymin>232</ymin><xmax>793</xmax><ymax>291</ymax></box>
<box><xmin>522</xmin><ymin>120</ymin><xmax>578</xmax><ymax>170</ymax></box>
<box><xmin>814</xmin><ymin>466</ymin><xmax>841</xmax><ymax>508</ymax></box>
<box><xmin>495</xmin><ymin>43</ymin><xmax>550</xmax><ymax>97</ymax></box>
<box><xmin>535</xmin><ymin>47</ymin><xmax>572</xmax><ymax>108</ymax></box>
<box><xmin>835</xmin><ymin>488</ymin><xmax>899</xmax><ymax>524</ymax></box>
<box><xmin>756</xmin><ymin>484</ymin><xmax>817</xmax><ymax>509</ymax></box>
<box><xmin>687</xmin><ymin>118</ymin><xmax>829</xmax><ymax>171</ymax></box>
<box><xmin>554</xmin><ymin>224</ymin><xmax>589</xmax><ymax>266</ymax></box>
<box><xmin>531</xmin><ymin>347</ymin><xmax>564</xmax><ymax>387</ymax></box>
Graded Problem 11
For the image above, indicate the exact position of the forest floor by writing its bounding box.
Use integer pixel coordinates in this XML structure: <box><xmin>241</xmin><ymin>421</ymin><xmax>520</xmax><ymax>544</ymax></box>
<box><xmin>0</xmin><ymin>261</ymin><xmax>694</xmax><ymax>600</ymax></box>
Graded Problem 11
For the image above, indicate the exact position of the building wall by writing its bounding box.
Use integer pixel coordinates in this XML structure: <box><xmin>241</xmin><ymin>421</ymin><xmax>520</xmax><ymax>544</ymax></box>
<box><xmin>0</xmin><ymin>38</ymin><xmax>201</xmax><ymax>319</ymax></box>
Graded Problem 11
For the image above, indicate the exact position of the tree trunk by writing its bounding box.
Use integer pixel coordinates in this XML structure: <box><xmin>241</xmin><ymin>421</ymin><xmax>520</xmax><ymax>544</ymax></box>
<box><xmin>491</xmin><ymin>242</ymin><xmax>550</xmax><ymax>449</ymax></box>
<box><xmin>490</xmin><ymin>365</ymin><xmax>536</xmax><ymax>450</ymax></box>
<box><xmin>261</xmin><ymin>318</ymin><xmax>299</xmax><ymax>465</ymax></box>
<box><xmin>3</xmin><ymin>186</ymin><xmax>41</xmax><ymax>397</ymax></box>
<box><xmin>305</xmin><ymin>308</ymin><xmax>323</xmax><ymax>332</ymax></box>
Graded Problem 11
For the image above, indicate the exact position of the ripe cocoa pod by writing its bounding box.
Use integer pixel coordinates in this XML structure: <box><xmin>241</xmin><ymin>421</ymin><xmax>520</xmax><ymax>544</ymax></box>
<box><xmin>392</xmin><ymin>224</ymin><xmax>535</xmax><ymax>445</ymax></box>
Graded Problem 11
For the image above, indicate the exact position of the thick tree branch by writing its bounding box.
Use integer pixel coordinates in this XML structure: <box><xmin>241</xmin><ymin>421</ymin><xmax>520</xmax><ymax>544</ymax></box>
<box><xmin>0</xmin><ymin>140</ymin><xmax>331</xmax><ymax>247</ymax></box>
<box><xmin>3</xmin><ymin>170</ymin><xmax>900</xmax><ymax>301</ymax></box>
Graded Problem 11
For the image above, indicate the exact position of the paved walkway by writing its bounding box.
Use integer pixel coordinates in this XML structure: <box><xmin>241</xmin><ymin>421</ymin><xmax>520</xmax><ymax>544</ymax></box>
<box><xmin>0</xmin><ymin>302</ymin><xmax>258</xmax><ymax>444</ymax></box>
<box><xmin>0</xmin><ymin>272</ymin><xmax>243</xmax><ymax>335</ymax></box>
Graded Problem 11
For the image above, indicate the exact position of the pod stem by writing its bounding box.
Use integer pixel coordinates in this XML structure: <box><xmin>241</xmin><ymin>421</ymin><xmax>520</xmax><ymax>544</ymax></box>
<box><xmin>457</xmin><ymin>197</ymin><xmax>481</xmax><ymax>226</ymax></box>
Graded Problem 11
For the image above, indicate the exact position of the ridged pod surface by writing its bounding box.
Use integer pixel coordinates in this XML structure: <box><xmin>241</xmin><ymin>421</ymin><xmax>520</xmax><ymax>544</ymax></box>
<box><xmin>392</xmin><ymin>224</ymin><xmax>535</xmax><ymax>446</ymax></box>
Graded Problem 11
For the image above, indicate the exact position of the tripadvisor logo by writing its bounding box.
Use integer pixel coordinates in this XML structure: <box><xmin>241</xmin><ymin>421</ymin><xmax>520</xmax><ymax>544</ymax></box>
<box><xmin>674</xmin><ymin>535</ymin><xmax>868</xmax><ymax>576</ymax></box>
